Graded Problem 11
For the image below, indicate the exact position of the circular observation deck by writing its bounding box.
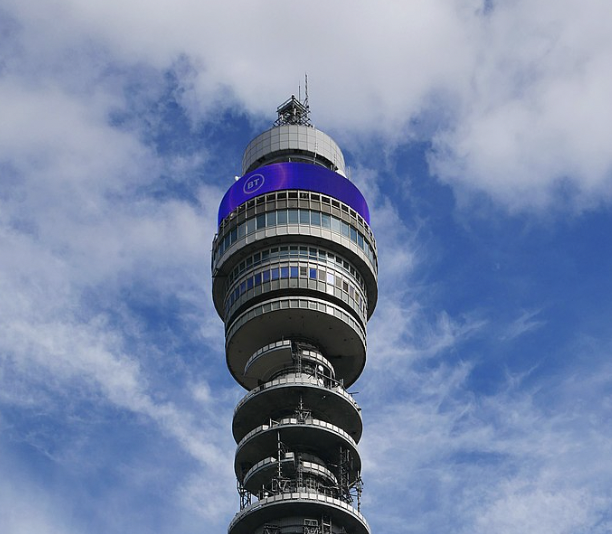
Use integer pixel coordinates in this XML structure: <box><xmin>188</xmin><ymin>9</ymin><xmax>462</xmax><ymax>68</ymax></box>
<box><xmin>234</xmin><ymin>417</ymin><xmax>361</xmax><ymax>483</ymax></box>
<box><xmin>243</xmin><ymin>453</ymin><xmax>338</xmax><ymax>493</ymax></box>
<box><xmin>232</xmin><ymin>376</ymin><xmax>363</xmax><ymax>443</ymax></box>
<box><xmin>243</xmin><ymin>340</ymin><xmax>336</xmax><ymax>383</ymax></box>
<box><xmin>228</xmin><ymin>493</ymin><xmax>370</xmax><ymax>534</ymax></box>
<box><xmin>225</xmin><ymin>296</ymin><xmax>367</xmax><ymax>389</ymax></box>
<box><xmin>241</xmin><ymin>125</ymin><xmax>346</xmax><ymax>176</ymax></box>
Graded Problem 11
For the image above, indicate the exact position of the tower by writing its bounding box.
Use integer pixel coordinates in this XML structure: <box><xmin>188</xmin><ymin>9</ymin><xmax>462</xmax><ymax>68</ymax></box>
<box><xmin>212</xmin><ymin>94</ymin><xmax>378</xmax><ymax>534</ymax></box>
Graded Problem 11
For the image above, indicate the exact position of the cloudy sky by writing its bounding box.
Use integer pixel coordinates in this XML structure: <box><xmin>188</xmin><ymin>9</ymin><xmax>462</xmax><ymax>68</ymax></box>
<box><xmin>2</xmin><ymin>1</ymin><xmax>612</xmax><ymax>533</ymax></box>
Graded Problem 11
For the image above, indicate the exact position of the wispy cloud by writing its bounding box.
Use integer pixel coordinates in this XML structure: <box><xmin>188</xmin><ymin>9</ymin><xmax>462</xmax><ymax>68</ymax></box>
<box><xmin>500</xmin><ymin>309</ymin><xmax>547</xmax><ymax>341</ymax></box>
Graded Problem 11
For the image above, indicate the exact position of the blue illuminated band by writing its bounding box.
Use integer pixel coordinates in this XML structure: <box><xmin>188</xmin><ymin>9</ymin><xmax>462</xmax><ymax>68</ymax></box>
<box><xmin>218</xmin><ymin>162</ymin><xmax>371</xmax><ymax>226</ymax></box>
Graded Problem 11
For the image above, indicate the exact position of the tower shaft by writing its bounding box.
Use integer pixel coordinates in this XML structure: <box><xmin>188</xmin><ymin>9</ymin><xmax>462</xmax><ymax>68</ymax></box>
<box><xmin>212</xmin><ymin>96</ymin><xmax>378</xmax><ymax>534</ymax></box>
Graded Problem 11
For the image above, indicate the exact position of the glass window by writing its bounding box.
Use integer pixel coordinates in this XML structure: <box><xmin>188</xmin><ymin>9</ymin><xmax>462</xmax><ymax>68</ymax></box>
<box><xmin>300</xmin><ymin>266</ymin><xmax>307</xmax><ymax>277</ymax></box>
<box><xmin>281</xmin><ymin>266</ymin><xmax>289</xmax><ymax>278</ymax></box>
<box><xmin>350</xmin><ymin>226</ymin><xmax>358</xmax><ymax>243</ymax></box>
<box><xmin>263</xmin><ymin>270</ymin><xmax>270</xmax><ymax>282</ymax></box>
<box><xmin>321</xmin><ymin>213</ymin><xmax>330</xmax><ymax>228</ymax></box>
<box><xmin>327</xmin><ymin>272</ymin><xmax>335</xmax><ymax>285</ymax></box>
<box><xmin>271</xmin><ymin>268</ymin><xmax>279</xmax><ymax>280</ymax></box>
<box><xmin>277</xmin><ymin>210</ymin><xmax>287</xmax><ymax>224</ymax></box>
<box><xmin>311</xmin><ymin>211</ymin><xmax>320</xmax><ymax>226</ymax></box>
<box><xmin>267</xmin><ymin>211</ymin><xmax>276</xmax><ymax>226</ymax></box>
<box><xmin>318</xmin><ymin>269</ymin><xmax>326</xmax><ymax>281</ymax></box>
<box><xmin>262</xmin><ymin>250</ymin><xmax>270</xmax><ymax>261</ymax></box>
<box><xmin>290</xmin><ymin>266</ymin><xmax>298</xmax><ymax>278</ymax></box>
<box><xmin>299</xmin><ymin>247</ymin><xmax>308</xmax><ymax>257</ymax></box>
<box><xmin>288</xmin><ymin>209</ymin><xmax>298</xmax><ymax>224</ymax></box>
<box><xmin>331</xmin><ymin>217</ymin><xmax>341</xmax><ymax>233</ymax></box>
<box><xmin>300</xmin><ymin>210</ymin><xmax>310</xmax><ymax>224</ymax></box>
<box><xmin>309</xmin><ymin>268</ymin><xmax>317</xmax><ymax>279</ymax></box>
<box><xmin>279</xmin><ymin>246</ymin><xmax>289</xmax><ymax>258</ymax></box>
<box><xmin>254</xmin><ymin>273</ymin><xmax>262</xmax><ymax>285</ymax></box>
<box><xmin>247</xmin><ymin>278</ymin><xmax>254</xmax><ymax>290</ymax></box>
<box><xmin>256</xmin><ymin>214</ymin><xmax>266</xmax><ymax>229</ymax></box>
<box><xmin>230</xmin><ymin>228</ymin><xmax>238</xmax><ymax>243</ymax></box>
<box><xmin>253</xmin><ymin>252</ymin><xmax>261</xmax><ymax>264</ymax></box>
<box><xmin>247</xmin><ymin>219</ymin><xmax>256</xmax><ymax>234</ymax></box>
<box><xmin>240</xmin><ymin>281</ymin><xmax>246</xmax><ymax>294</ymax></box>
<box><xmin>341</xmin><ymin>221</ymin><xmax>350</xmax><ymax>237</ymax></box>
<box><xmin>358</xmin><ymin>233</ymin><xmax>364</xmax><ymax>249</ymax></box>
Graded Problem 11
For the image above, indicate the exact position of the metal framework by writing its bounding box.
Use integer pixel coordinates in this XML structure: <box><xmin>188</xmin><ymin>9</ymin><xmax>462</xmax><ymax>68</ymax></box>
<box><xmin>274</xmin><ymin>94</ymin><xmax>312</xmax><ymax>127</ymax></box>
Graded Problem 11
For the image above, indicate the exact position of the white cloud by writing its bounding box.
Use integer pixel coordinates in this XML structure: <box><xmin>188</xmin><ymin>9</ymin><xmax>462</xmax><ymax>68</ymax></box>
<box><xmin>0</xmin><ymin>471</ymin><xmax>78</xmax><ymax>534</ymax></box>
<box><xmin>0</xmin><ymin>29</ymin><xmax>233</xmax><ymax>529</ymax></box>
<box><xmin>5</xmin><ymin>0</ymin><xmax>612</xmax><ymax>210</ymax></box>
<box><xmin>430</xmin><ymin>0</ymin><xmax>612</xmax><ymax>212</ymax></box>
<box><xmin>500</xmin><ymin>308</ymin><xmax>546</xmax><ymax>341</ymax></box>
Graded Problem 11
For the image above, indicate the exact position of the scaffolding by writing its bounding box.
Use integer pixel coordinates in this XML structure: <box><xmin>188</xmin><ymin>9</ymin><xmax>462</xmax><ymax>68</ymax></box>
<box><xmin>237</xmin><ymin>480</ymin><xmax>252</xmax><ymax>510</ymax></box>
<box><xmin>275</xmin><ymin>95</ymin><xmax>311</xmax><ymax>127</ymax></box>
<box><xmin>304</xmin><ymin>519</ymin><xmax>319</xmax><ymax>534</ymax></box>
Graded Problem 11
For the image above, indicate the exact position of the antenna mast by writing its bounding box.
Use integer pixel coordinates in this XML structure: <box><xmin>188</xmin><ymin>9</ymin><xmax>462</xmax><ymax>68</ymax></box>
<box><xmin>274</xmin><ymin>74</ymin><xmax>312</xmax><ymax>127</ymax></box>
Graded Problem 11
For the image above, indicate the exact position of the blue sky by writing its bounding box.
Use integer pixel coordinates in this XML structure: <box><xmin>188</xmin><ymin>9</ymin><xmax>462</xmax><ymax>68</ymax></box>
<box><xmin>2</xmin><ymin>1</ymin><xmax>612</xmax><ymax>533</ymax></box>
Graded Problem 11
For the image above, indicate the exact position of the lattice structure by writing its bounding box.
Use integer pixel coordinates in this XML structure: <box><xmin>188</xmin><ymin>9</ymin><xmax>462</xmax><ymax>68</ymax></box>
<box><xmin>275</xmin><ymin>95</ymin><xmax>311</xmax><ymax>127</ymax></box>
<box><xmin>304</xmin><ymin>519</ymin><xmax>320</xmax><ymax>534</ymax></box>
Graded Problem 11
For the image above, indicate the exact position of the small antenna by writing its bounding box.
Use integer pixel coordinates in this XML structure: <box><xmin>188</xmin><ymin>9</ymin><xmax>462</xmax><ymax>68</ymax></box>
<box><xmin>304</xmin><ymin>73</ymin><xmax>309</xmax><ymax>112</ymax></box>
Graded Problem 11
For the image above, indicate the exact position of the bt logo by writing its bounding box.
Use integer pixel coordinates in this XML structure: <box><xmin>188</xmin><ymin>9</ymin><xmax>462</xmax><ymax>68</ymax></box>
<box><xmin>243</xmin><ymin>174</ymin><xmax>265</xmax><ymax>195</ymax></box>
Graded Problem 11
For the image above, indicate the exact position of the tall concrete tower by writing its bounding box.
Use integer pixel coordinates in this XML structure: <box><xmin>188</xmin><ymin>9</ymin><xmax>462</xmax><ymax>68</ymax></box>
<box><xmin>212</xmin><ymin>94</ymin><xmax>378</xmax><ymax>534</ymax></box>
